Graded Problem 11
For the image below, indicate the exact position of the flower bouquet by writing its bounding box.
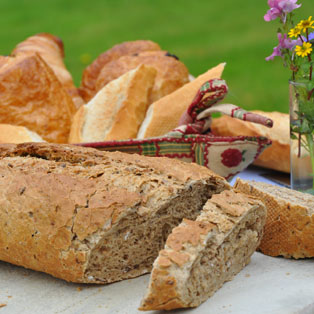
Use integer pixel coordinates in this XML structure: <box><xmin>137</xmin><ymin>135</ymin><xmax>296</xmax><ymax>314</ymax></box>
<box><xmin>265</xmin><ymin>0</ymin><xmax>314</xmax><ymax>194</ymax></box>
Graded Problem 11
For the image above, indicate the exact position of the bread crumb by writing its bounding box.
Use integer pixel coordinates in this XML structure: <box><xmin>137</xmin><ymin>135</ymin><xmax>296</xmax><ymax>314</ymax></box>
<box><xmin>245</xmin><ymin>273</ymin><xmax>251</xmax><ymax>278</ymax></box>
<box><xmin>7</xmin><ymin>296</ymin><xmax>12</xmax><ymax>298</ymax></box>
<box><xmin>286</xmin><ymin>272</ymin><xmax>290</xmax><ymax>276</ymax></box>
<box><xmin>77</xmin><ymin>287</ymin><xmax>82</xmax><ymax>292</ymax></box>
<box><xmin>0</xmin><ymin>303</ymin><xmax>7</xmax><ymax>308</ymax></box>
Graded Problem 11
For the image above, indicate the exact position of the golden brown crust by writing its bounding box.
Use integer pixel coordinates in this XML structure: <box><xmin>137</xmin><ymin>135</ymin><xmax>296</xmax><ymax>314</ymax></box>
<box><xmin>0</xmin><ymin>54</ymin><xmax>75</xmax><ymax>143</ymax></box>
<box><xmin>234</xmin><ymin>179</ymin><xmax>314</xmax><ymax>258</ymax></box>
<box><xmin>68</xmin><ymin>105</ymin><xmax>86</xmax><ymax>143</ymax></box>
<box><xmin>211</xmin><ymin>111</ymin><xmax>290</xmax><ymax>173</ymax></box>
<box><xmin>137</xmin><ymin>63</ymin><xmax>225</xmax><ymax>138</ymax></box>
<box><xmin>11</xmin><ymin>33</ymin><xmax>84</xmax><ymax>109</ymax></box>
<box><xmin>95</xmin><ymin>51</ymin><xmax>189</xmax><ymax>104</ymax></box>
<box><xmin>79</xmin><ymin>40</ymin><xmax>161</xmax><ymax>102</ymax></box>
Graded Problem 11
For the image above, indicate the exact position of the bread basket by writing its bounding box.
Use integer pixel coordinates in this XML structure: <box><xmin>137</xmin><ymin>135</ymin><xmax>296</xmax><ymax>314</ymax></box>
<box><xmin>80</xmin><ymin>79</ymin><xmax>272</xmax><ymax>180</ymax></box>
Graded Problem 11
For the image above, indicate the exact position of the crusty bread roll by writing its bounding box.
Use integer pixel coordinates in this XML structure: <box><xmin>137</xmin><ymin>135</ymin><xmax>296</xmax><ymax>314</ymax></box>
<box><xmin>96</xmin><ymin>50</ymin><xmax>189</xmax><ymax>104</ymax></box>
<box><xmin>69</xmin><ymin>64</ymin><xmax>156</xmax><ymax>143</ymax></box>
<box><xmin>0</xmin><ymin>124</ymin><xmax>44</xmax><ymax>143</ymax></box>
<box><xmin>0</xmin><ymin>142</ymin><xmax>229</xmax><ymax>283</ymax></box>
<box><xmin>139</xmin><ymin>189</ymin><xmax>266</xmax><ymax>310</ymax></box>
<box><xmin>234</xmin><ymin>179</ymin><xmax>314</xmax><ymax>259</ymax></box>
<box><xmin>0</xmin><ymin>54</ymin><xmax>76</xmax><ymax>143</ymax></box>
<box><xmin>211</xmin><ymin>111</ymin><xmax>289</xmax><ymax>173</ymax></box>
<box><xmin>11</xmin><ymin>33</ymin><xmax>84</xmax><ymax>109</ymax></box>
<box><xmin>137</xmin><ymin>63</ymin><xmax>226</xmax><ymax>138</ymax></box>
<box><xmin>79</xmin><ymin>40</ymin><xmax>161</xmax><ymax>102</ymax></box>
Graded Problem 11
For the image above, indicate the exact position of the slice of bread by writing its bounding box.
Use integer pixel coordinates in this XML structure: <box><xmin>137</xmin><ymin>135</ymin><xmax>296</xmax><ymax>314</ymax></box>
<box><xmin>69</xmin><ymin>64</ymin><xmax>156</xmax><ymax>143</ymax></box>
<box><xmin>0</xmin><ymin>124</ymin><xmax>44</xmax><ymax>143</ymax></box>
<box><xmin>139</xmin><ymin>189</ymin><xmax>266</xmax><ymax>310</ymax></box>
<box><xmin>0</xmin><ymin>142</ymin><xmax>229</xmax><ymax>283</ymax></box>
<box><xmin>234</xmin><ymin>179</ymin><xmax>314</xmax><ymax>259</ymax></box>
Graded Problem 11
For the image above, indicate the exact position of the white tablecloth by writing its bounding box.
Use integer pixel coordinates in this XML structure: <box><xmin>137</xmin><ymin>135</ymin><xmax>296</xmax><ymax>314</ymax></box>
<box><xmin>0</xmin><ymin>167</ymin><xmax>313</xmax><ymax>314</ymax></box>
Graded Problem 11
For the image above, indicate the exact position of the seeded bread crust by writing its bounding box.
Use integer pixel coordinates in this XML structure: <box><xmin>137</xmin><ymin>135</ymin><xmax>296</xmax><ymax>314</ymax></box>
<box><xmin>139</xmin><ymin>190</ymin><xmax>266</xmax><ymax>310</ymax></box>
<box><xmin>0</xmin><ymin>142</ymin><xmax>229</xmax><ymax>283</ymax></box>
<box><xmin>234</xmin><ymin>178</ymin><xmax>314</xmax><ymax>259</ymax></box>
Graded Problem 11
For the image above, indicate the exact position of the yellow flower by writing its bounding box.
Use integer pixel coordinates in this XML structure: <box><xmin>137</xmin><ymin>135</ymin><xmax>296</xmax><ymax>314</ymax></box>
<box><xmin>297</xmin><ymin>16</ymin><xmax>314</xmax><ymax>33</ymax></box>
<box><xmin>288</xmin><ymin>27</ymin><xmax>301</xmax><ymax>38</ymax></box>
<box><xmin>295</xmin><ymin>42</ymin><xmax>313</xmax><ymax>57</ymax></box>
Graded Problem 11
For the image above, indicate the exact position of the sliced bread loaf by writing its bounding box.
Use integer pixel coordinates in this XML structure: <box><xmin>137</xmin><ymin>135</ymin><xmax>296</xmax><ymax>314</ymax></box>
<box><xmin>234</xmin><ymin>178</ymin><xmax>314</xmax><ymax>258</ymax></box>
<box><xmin>139</xmin><ymin>189</ymin><xmax>266</xmax><ymax>310</ymax></box>
<box><xmin>0</xmin><ymin>142</ymin><xmax>229</xmax><ymax>283</ymax></box>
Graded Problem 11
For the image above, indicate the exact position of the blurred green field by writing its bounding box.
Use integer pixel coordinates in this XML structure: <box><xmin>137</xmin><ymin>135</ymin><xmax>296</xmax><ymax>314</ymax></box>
<box><xmin>1</xmin><ymin>0</ymin><xmax>314</xmax><ymax>112</ymax></box>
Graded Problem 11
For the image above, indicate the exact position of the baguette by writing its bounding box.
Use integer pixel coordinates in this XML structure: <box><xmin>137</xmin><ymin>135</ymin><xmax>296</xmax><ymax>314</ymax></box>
<box><xmin>137</xmin><ymin>63</ymin><xmax>226</xmax><ymax>139</ymax></box>
<box><xmin>139</xmin><ymin>189</ymin><xmax>266</xmax><ymax>310</ymax></box>
<box><xmin>0</xmin><ymin>142</ymin><xmax>229</xmax><ymax>283</ymax></box>
<box><xmin>234</xmin><ymin>178</ymin><xmax>314</xmax><ymax>258</ymax></box>
<box><xmin>69</xmin><ymin>64</ymin><xmax>157</xmax><ymax>143</ymax></box>
<box><xmin>211</xmin><ymin>111</ymin><xmax>289</xmax><ymax>173</ymax></box>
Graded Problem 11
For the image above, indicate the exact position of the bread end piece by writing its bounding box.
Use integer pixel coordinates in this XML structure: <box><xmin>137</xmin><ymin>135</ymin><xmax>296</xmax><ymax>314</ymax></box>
<box><xmin>139</xmin><ymin>189</ymin><xmax>266</xmax><ymax>310</ymax></box>
<box><xmin>69</xmin><ymin>64</ymin><xmax>156</xmax><ymax>143</ymax></box>
<box><xmin>234</xmin><ymin>178</ymin><xmax>314</xmax><ymax>258</ymax></box>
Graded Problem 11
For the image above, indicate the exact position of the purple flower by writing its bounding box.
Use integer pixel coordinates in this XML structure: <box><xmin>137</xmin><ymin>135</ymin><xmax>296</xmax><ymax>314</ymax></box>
<box><xmin>278</xmin><ymin>0</ymin><xmax>301</xmax><ymax>12</ymax></box>
<box><xmin>266</xmin><ymin>33</ymin><xmax>301</xmax><ymax>60</ymax></box>
<box><xmin>309</xmin><ymin>32</ymin><xmax>314</xmax><ymax>42</ymax></box>
<box><xmin>264</xmin><ymin>0</ymin><xmax>301</xmax><ymax>21</ymax></box>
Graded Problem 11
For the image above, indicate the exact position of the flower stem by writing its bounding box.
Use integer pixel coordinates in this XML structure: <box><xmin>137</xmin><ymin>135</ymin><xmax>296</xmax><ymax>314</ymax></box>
<box><xmin>306</xmin><ymin>133</ymin><xmax>314</xmax><ymax>189</ymax></box>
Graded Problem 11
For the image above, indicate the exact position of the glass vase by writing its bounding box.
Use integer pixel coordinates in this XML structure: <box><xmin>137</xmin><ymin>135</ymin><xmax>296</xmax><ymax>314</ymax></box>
<box><xmin>289</xmin><ymin>80</ymin><xmax>314</xmax><ymax>195</ymax></box>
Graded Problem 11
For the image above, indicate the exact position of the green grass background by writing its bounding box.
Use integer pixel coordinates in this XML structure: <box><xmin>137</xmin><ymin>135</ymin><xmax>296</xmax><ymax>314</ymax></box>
<box><xmin>1</xmin><ymin>0</ymin><xmax>314</xmax><ymax>113</ymax></box>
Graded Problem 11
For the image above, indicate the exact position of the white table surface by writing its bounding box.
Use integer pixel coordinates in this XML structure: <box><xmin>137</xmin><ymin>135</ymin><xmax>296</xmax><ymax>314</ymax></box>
<box><xmin>0</xmin><ymin>167</ymin><xmax>313</xmax><ymax>314</ymax></box>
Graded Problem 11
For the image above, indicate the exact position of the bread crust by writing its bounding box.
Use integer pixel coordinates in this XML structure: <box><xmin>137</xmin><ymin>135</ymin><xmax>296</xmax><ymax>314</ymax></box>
<box><xmin>0</xmin><ymin>142</ymin><xmax>229</xmax><ymax>283</ymax></box>
<box><xmin>79</xmin><ymin>40</ymin><xmax>161</xmax><ymax>102</ymax></box>
<box><xmin>12</xmin><ymin>33</ymin><xmax>84</xmax><ymax>109</ymax></box>
<box><xmin>137</xmin><ymin>63</ymin><xmax>226</xmax><ymax>138</ymax></box>
<box><xmin>69</xmin><ymin>64</ymin><xmax>157</xmax><ymax>143</ymax></box>
<box><xmin>0</xmin><ymin>54</ymin><xmax>75</xmax><ymax>143</ymax></box>
<box><xmin>211</xmin><ymin>111</ymin><xmax>289</xmax><ymax>173</ymax></box>
<box><xmin>96</xmin><ymin>51</ymin><xmax>189</xmax><ymax>104</ymax></box>
<box><xmin>234</xmin><ymin>178</ymin><xmax>314</xmax><ymax>258</ymax></box>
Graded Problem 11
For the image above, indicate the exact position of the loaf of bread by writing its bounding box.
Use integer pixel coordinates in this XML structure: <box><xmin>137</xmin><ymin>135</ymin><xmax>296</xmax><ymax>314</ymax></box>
<box><xmin>139</xmin><ymin>189</ymin><xmax>266</xmax><ymax>310</ymax></box>
<box><xmin>137</xmin><ymin>63</ymin><xmax>226</xmax><ymax>138</ymax></box>
<box><xmin>211</xmin><ymin>111</ymin><xmax>289</xmax><ymax>173</ymax></box>
<box><xmin>79</xmin><ymin>40</ymin><xmax>161</xmax><ymax>102</ymax></box>
<box><xmin>11</xmin><ymin>33</ymin><xmax>84</xmax><ymax>109</ymax></box>
<box><xmin>234</xmin><ymin>179</ymin><xmax>314</xmax><ymax>259</ymax></box>
<box><xmin>0</xmin><ymin>142</ymin><xmax>229</xmax><ymax>283</ymax></box>
<box><xmin>0</xmin><ymin>54</ymin><xmax>76</xmax><ymax>143</ymax></box>
<box><xmin>95</xmin><ymin>50</ymin><xmax>189</xmax><ymax>104</ymax></box>
<box><xmin>0</xmin><ymin>124</ymin><xmax>44</xmax><ymax>143</ymax></box>
<box><xmin>69</xmin><ymin>64</ymin><xmax>157</xmax><ymax>143</ymax></box>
